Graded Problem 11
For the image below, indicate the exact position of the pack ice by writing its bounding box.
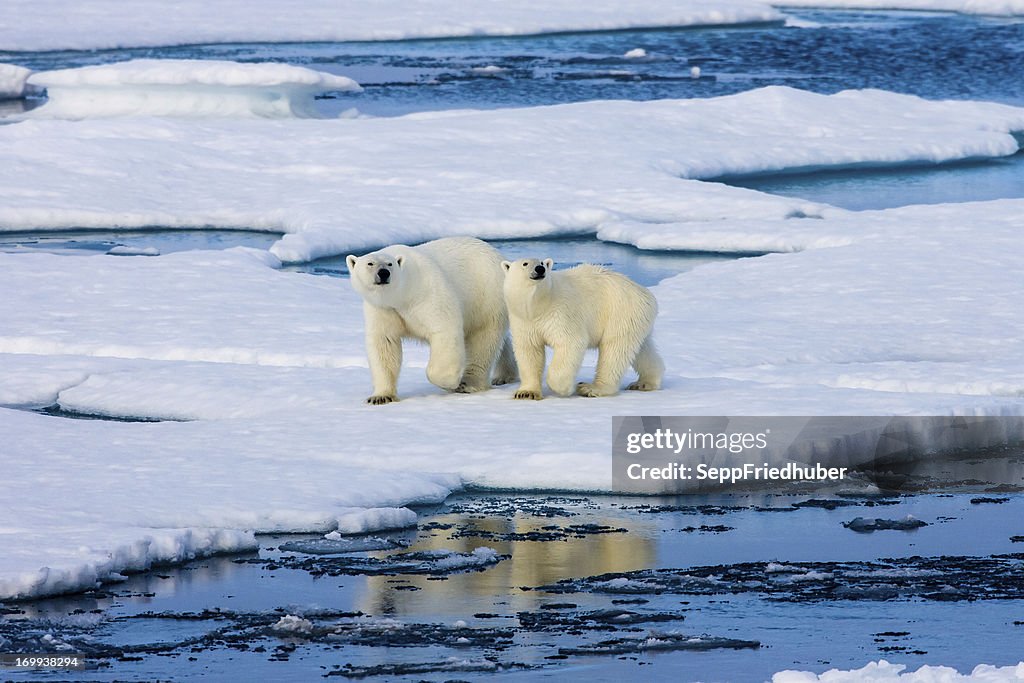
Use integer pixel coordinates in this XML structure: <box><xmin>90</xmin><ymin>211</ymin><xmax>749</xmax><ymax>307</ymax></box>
<box><xmin>2</xmin><ymin>84</ymin><xmax>1024</xmax><ymax>600</ymax></box>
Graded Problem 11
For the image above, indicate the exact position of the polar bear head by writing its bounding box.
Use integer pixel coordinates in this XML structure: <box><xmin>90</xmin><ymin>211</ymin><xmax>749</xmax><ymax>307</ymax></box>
<box><xmin>502</xmin><ymin>258</ymin><xmax>555</xmax><ymax>311</ymax></box>
<box><xmin>346</xmin><ymin>249</ymin><xmax>406</xmax><ymax>305</ymax></box>
<box><xmin>502</xmin><ymin>258</ymin><xmax>554</xmax><ymax>286</ymax></box>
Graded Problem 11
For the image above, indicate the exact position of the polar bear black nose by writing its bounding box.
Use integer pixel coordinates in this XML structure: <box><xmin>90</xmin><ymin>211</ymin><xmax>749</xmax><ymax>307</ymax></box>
<box><xmin>534</xmin><ymin>264</ymin><xmax>546</xmax><ymax>276</ymax></box>
<box><xmin>376</xmin><ymin>268</ymin><xmax>391</xmax><ymax>284</ymax></box>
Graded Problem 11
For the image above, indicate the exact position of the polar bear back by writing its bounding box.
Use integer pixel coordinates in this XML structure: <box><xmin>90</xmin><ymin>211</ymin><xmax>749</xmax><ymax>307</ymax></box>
<box><xmin>540</xmin><ymin>264</ymin><xmax>657</xmax><ymax>346</ymax></box>
<box><xmin>413</xmin><ymin>237</ymin><xmax>508</xmax><ymax>334</ymax></box>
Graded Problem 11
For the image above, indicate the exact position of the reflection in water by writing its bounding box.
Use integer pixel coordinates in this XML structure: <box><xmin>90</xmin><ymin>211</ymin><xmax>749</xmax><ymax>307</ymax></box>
<box><xmin>9</xmin><ymin>548</ymin><xmax>262</xmax><ymax>621</ymax></box>
<box><xmin>0</xmin><ymin>99</ymin><xmax>42</xmax><ymax>118</ymax></box>
<box><xmin>864</xmin><ymin>449</ymin><xmax>1024</xmax><ymax>493</ymax></box>
<box><xmin>359</xmin><ymin>510</ymin><xmax>658</xmax><ymax>617</ymax></box>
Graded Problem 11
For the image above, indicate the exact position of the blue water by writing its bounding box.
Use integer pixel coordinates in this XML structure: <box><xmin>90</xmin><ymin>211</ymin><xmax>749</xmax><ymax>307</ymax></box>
<box><xmin>6</xmin><ymin>11</ymin><xmax>1024</xmax><ymax>115</ymax></box>
<box><xmin>4</xmin><ymin>490</ymin><xmax>1023</xmax><ymax>682</ymax></box>
<box><xmin>715</xmin><ymin>151</ymin><xmax>1024</xmax><ymax>210</ymax></box>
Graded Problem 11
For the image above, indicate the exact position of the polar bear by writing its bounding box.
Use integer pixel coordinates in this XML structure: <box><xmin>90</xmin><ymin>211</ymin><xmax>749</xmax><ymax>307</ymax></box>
<box><xmin>347</xmin><ymin>237</ymin><xmax>517</xmax><ymax>404</ymax></box>
<box><xmin>502</xmin><ymin>258</ymin><xmax>664</xmax><ymax>399</ymax></box>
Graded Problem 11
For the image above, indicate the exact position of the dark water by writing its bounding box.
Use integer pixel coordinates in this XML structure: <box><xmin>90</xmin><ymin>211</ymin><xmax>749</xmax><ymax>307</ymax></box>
<box><xmin>2</xmin><ymin>484</ymin><xmax>1023</xmax><ymax>682</ymax></box>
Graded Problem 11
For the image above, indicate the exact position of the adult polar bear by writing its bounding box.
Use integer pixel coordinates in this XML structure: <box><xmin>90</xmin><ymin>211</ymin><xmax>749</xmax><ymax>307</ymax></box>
<box><xmin>347</xmin><ymin>237</ymin><xmax>517</xmax><ymax>404</ymax></box>
<box><xmin>502</xmin><ymin>258</ymin><xmax>664</xmax><ymax>399</ymax></box>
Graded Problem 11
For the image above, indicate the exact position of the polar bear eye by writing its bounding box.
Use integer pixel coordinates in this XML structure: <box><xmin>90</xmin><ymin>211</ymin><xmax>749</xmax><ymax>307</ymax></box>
<box><xmin>522</xmin><ymin>262</ymin><xmax>528</xmax><ymax>267</ymax></box>
<box><xmin>367</xmin><ymin>262</ymin><xmax>374</xmax><ymax>267</ymax></box>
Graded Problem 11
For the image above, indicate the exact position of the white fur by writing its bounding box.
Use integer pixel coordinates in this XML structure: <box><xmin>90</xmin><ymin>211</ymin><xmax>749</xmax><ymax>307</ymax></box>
<box><xmin>502</xmin><ymin>258</ymin><xmax>664</xmax><ymax>399</ymax></box>
<box><xmin>347</xmin><ymin>237</ymin><xmax>517</xmax><ymax>404</ymax></box>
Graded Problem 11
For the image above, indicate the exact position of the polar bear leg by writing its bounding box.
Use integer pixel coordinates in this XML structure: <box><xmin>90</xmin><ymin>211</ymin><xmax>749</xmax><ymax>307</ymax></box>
<box><xmin>366</xmin><ymin>333</ymin><xmax>403</xmax><ymax>405</ymax></box>
<box><xmin>628</xmin><ymin>336</ymin><xmax>664</xmax><ymax>391</ymax></box>
<box><xmin>547</xmin><ymin>342</ymin><xmax>587</xmax><ymax>397</ymax></box>
<box><xmin>492</xmin><ymin>336</ymin><xmax>519</xmax><ymax>386</ymax></box>
<box><xmin>578</xmin><ymin>337</ymin><xmax>639</xmax><ymax>397</ymax></box>
<box><xmin>426</xmin><ymin>331</ymin><xmax>466</xmax><ymax>391</ymax></box>
<box><xmin>457</xmin><ymin>325</ymin><xmax>503</xmax><ymax>392</ymax></box>
<box><xmin>511</xmin><ymin>328</ymin><xmax>545</xmax><ymax>400</ymax></box>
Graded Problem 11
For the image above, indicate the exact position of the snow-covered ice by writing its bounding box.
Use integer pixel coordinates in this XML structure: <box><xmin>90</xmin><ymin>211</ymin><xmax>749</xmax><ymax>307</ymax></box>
<box><xmin>773</xmin><ymin>660</ymin><xmax>1024</xmax><ymax>682</ymax></box>
<box><xmin>2</xmin><ymin>87</ymin><xmax>1022</xmax><ymax>263</ymax></box>
<box><xmin>2</xmin><ymin>85</ymin><xmax>1024</xmax><ymax>599</ymax></box>
<box><xmin>429</xmin><ymin>547</ymin><xmax>503</xmax><ymax>572</ymax></box>
<box><xmin>0</xmin><ymin>0</ymin><xmax>784</xmax><ymax>52</ymax></box>
<box><xmin>107</xmin><ymin>245</ymin><xmax>160</xmax><ymax>256</ymax></box>
<box><xmin>26</xmin><ymin>60</ymin><xmax>361</xmax><ymax>119</ymax></box>
<box><xmin>3</xmin><ymin>199</ymin><xmax>1024</xmax><ymax>599</ymax></box>
<box><xmin>334</xmin><ymin>507</ymin><xmax>418</xmax><ymax>535</ymax></box>
<box><xmin>0</xmin><ymin>63</ymin><xmax>32</xmax><ymax>99</ymax></box>
<box><xmin>1</xmin><ymin>0</ymin><xmax>1018</xmax><ymax>57</ymax></box>
<box><xmin>469</xmin><ymin>65</ymin><xmax>507</xmax><ymax>75</ymax></box>
<box><xmin>272</xmin><ymin>615</ymin><xmax>316</xmax><ymax>635</ymax></box>
<box><xmin>776</xmin><ymin>0</ymin><xmax>1024</xmax><ymax>17</ymax></box>
<box><xmin>0</xmin><ymin>401</ymin><xmax>458</xmax><ymax>600</ymax></box>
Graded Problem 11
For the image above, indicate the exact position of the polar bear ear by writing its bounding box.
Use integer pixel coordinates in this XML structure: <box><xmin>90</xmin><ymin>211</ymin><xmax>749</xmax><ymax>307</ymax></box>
<box><xmin>396</xmin><ymin>256</ymin><xmax>404</xmax><ymax>267</ymax></box>
<box><xmin>501</xmin><ymin>260</ymin><xmax>511</xmax><ymax>271</ymax></box>
<box><xmin>346</xmin><ymin>255</ymin><xmax>357</xmax><ymax>270</ymax></box>
<box><xmin>543</xmin><ymin>258</ymin><xmax>554</xmax><ymax>271</ymax></box>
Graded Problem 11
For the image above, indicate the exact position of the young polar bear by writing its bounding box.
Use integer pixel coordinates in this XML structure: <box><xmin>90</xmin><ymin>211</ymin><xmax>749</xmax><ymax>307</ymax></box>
<box><xmin>347</xmin><ymin>237</ymin><xmax>517</xmax><ymax>405</ymax></box>
<box><xmin>502</xmin><ymin>258</ymin><xmax>664</xmax><ymax>399</ymax></box>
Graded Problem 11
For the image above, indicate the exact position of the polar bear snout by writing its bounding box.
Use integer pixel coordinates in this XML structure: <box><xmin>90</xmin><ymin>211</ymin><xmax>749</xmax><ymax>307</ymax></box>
<box><xmin>374</xmin><ymin>267</ymin><xmax>391</xmax><ymax>285</ymax></box>
<box><xmin>530</xmin><ymin>264</ymin><xmax>546</xmax><ymax>280</ymax></box>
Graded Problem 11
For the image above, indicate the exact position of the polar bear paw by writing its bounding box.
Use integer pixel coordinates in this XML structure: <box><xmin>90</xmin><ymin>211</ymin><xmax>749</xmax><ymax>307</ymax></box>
<box><xmin>576</xmin><ymin>382</ymin><xmax>617</xmax><ymax>398</ymax></box>
<box><xmin>366</xmin><ymin>394</ymin><xmax>397</xmax><ymax>405</ymax></box>
<box><xmin>514</xmin><ymin>389</ymin><xmax>543</xmax><ymax>400</ymax></box>
<box><xmin>627</xmin><ymin>380</ymin><xmax>658</xmax><ymax>391</ymax></box>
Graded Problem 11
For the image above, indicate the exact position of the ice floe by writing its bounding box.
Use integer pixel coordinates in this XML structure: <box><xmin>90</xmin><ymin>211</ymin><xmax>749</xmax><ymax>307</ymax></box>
<box><xmin>0</xmin><ymin>64</ymin><xmax>33</xmax><ymax>99</ymax></box>
<box><xmin>272</xmin><ymin>614</ymin><xmax>316</xmax><ymax>635</ymax></box>
<box><xmin>334</xmin><ymin>507</ymin><xmax>418</xmax><ymax>534</ymax></box>
<box><xmin>773</xmin><ymin>660</ymin><xmax>1024</xmax><ymax>682</ymax></box>
<box><xmin>776</xmin><ymin>0</ymin><xmax>1024</xmax><ymax>17</ymax></box>
<box><xmin>2</xmin><ymin>87</ymin><xmax>1022</xmax><ymax>263</ymax></box>
<box><xmin>0</xmin><ymin>0</ymin><xmax>784</xmax><ymax>52</ymax></box>
<box><xmin>26</xmin><ymin>59</ymin><xmax>361</xmax><ymax>119</ymax></box>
